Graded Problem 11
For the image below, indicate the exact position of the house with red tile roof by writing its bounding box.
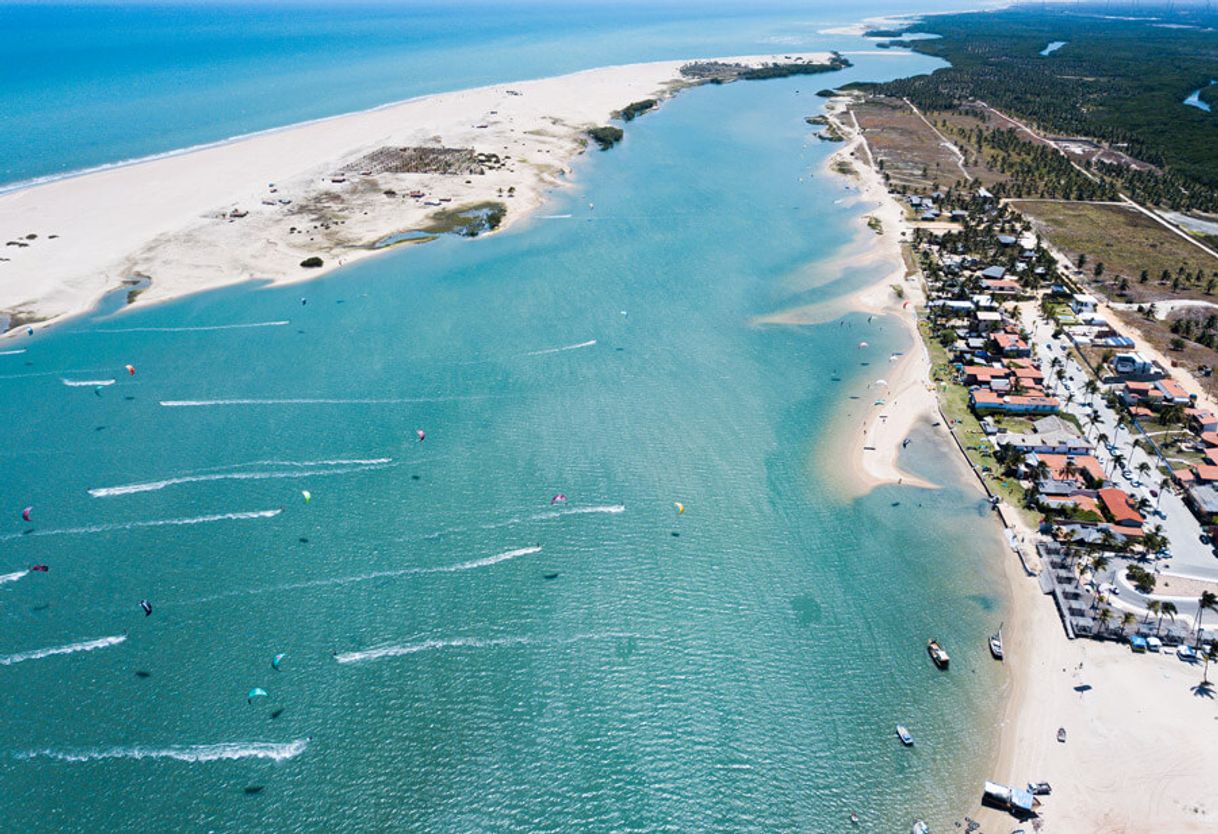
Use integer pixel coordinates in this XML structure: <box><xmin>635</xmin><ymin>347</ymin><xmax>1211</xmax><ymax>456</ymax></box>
<box><xmin>1097</xmin><ymin>487</ymin><xmax>1145</xmax><ymax>528</ymax></box>
<box><xmin>971</xmin><ymin>390</ymin><xmax>1060</xmax><ymax>414</ymax></box>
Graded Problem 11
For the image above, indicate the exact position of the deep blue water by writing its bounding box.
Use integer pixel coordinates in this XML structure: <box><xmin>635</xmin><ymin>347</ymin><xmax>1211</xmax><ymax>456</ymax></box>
<box><xmin>0</xmin><ymin>4</ymin><xmax>1012</xmax><ymax>832</ymax></box>
<box><xmin>4</xmin><ymin>0</ymin><xmax>978</xmax><ymax>188</ymax></box>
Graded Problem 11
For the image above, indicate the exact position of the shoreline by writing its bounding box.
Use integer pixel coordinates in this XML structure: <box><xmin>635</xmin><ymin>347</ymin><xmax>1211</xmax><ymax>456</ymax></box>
<box><xmin>821</xmin><ymin>89</ymin><xmax>1218</xmax><ymax>829</ymax></box>
<box><xmin>0</xmin><ymin>52</ymin><xmax>835</xmax><ymax>338</ymax></box>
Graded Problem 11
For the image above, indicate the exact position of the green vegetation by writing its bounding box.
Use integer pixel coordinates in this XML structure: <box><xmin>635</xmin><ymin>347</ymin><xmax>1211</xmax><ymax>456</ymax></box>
<box><xmin>815</xmin><ymin>89</ymin><xmax>838</xmax><ymax>98</ymax></box>
<box><xmin>423</xmin><ymin>202</ymin><xmax>507</xmax><ymax>237</ymax></box>
<box><xmin>300</xmin><ymin>256</ymin><xmax>324</xmax><ymax>268</ymax></box>
<box><xmin>874</xmin><ymin>6</ymin><xmax>1218</xmax><ymax>209</ymax></box>
<box><xmin>617</xmin><ymin>99</ymin><xmax>658</xmax><ymax>121</ymax></box>
<box><xmin>586</xmin><ymin>126</ymin><xmax>624</xmax><ymax>151</ymax></box>
<box><xmin>737</xmin><ymin>54</ymin><xmax>852</xmax><ymax>81</ymax></box>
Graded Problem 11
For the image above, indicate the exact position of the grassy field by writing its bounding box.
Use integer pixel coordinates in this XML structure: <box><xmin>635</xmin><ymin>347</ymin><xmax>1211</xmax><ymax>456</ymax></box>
<box><xmin>1011</xmin><ymin>200</ymin><xmax>1218</xmax><ymax>303</ymax></box>
<box><xmin>851</xmin><ymin>97</ymin><xmax>963</xmax><ymax>193</ymax></box>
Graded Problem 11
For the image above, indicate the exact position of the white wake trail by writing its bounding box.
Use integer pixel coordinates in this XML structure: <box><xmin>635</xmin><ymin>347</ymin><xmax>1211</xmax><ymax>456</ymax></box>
<box><xmin>0</xmin><ymin>510</ymin><xmax>281</xmax><ymax>542</ymax></box>
<box><xmin>335</xmin><ymin>632</ymin><xmax>640</xmax><ymax>664</ymax></box>
<box><xmin>160</xmin><ymin>396</ymin><xmax>487</xmax><ymax>407</ymax></box>
<box><xmin>61</xmin><ymin>378</ymin><xmax>115</xmax><ymax>387</ymax></box>
<box><xmin>181</xmin><ymin>546</ymin><xmax>542</xmax><ymax>606</ymax></box>
<box><xmin>89</xmin><ymin>462</ymin><xmax>393</xmax><ymax>497</ymax></box>
<box><xmin>0</xmin><ymin>349</ymin><xmax>27</xmax><ymax>356</ymax></box>
<box><xmin>15</xmin><ymin>739</ymin><xmax>309</xmax><ymax>763</ymax></box>
<box><xmin>0</xmin><ymin>635</ymin><xmax>126</xmax><ymax>666</ymax></box>
<box><xmin>95</xmin><ymin>321</ymin><xmax>290</xmax><ymax>334</ymax></box>
<box><xmin>0</xmin><ymin>571</ymin><xmax>28</xmax><ymax>584</ymax></box>
<box><xmin>524</xmin><ymin>339</ymin><xmax>597</xmax><ymax>357</ymax></box>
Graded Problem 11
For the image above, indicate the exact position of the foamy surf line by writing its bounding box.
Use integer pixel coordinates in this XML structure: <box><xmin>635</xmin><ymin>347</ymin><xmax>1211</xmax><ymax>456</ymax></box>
<box><xmin>0</xmin><ymin>635</ymin><xmax>126</xmax><ymax>666</ymax></box>
<box><xmin>0</xmin><ymin>509</ymin><xmax>281</xmax><ymax>542</ymax></box>
<box><xmin>95</xmin><ymin>321</ymin><xmax>290</xmax><ymax>334</ymax></box>
<box><xmin>89</xmin><ymin>462</ymin><xmax>394</xmax><ymax>497</ymax></box>
<box><xmin>62</xmin><ymin>378</ymin><xmax>115</xmax><ymax>387</ymax></box>
<box><xmin>524</xmin><ymin>339</ymin><xmax>597</xmax><ymax>356</ymax></box>
<box><xmin>181</xmin><ymin>546</ymin><xmax>542</xmax><ymax>606</ymax></box>
<box><xmin>14</xmin><ymin>739</ymin><xmax>309</xmax><ymax>763</ymax></box>
<box><xmin>335</xmin><ymin>631</ymin><xmax>642</xmax><ymax>664</ymax></box>
<box><xmin>160</xmin><ymin>396</ymin><xmax>486</xmax><ymax>407</ymax></box>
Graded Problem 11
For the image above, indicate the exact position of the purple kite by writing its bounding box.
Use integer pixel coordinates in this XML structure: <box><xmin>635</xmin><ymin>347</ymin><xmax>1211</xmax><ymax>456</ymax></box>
<box><xmin>21</xmin><ymin>506</ymin><xmax>32</xmax><ymax>522</ymax></box>
<box><xmin>550</xmin><ymin>494</ymin><xmax>568</xmax><ymax>505</ymax></box>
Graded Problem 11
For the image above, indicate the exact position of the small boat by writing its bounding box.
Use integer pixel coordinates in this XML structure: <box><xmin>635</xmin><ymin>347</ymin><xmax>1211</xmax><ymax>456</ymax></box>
<box><xmin>896</xmin><ymin>725</ymin><xmax>914</xmax><ymax>746</ymax></box>
<box><xmin>1056</xmin><ymin>727</ymin><xmax>1067</xmax><ymax>743</ymax></box>
<box><xmin>850</xmin><ymin>811</ymin><xmax>860</xmax><ymax>824</ymax></box>
<box><xmin>989</xmin><ymin>626</ymin><xmax>1004</xmax><ymax>660</ymax></box>
<box><xmin>927</xmin><ymin>639</ymin><xmax>950</xmax><ymax>669</ymax></box>
<box><xmin>911</xmin><ymin>819</ymin><xmax>930</xmax><ymax>834</ymax></box>
<box><xmin>543</xmin><ymin>572</ymin><xmax>560</xmax><ymax>580</ymax></box>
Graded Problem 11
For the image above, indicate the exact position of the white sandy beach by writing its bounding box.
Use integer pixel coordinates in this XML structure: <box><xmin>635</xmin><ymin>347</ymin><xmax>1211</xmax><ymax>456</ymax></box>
<box><xmin>0</xmin><ymin>52</ymin><xmax>832</xmax><ymax>335</ymax></box>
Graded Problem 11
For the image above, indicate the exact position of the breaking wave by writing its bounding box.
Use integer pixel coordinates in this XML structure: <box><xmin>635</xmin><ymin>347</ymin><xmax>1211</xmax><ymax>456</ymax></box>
<box><xmin>523</xmin><ymin>338</ymin><xmax>599</xmax><ymax>355</ymax></box>
<box><xmin>0</xmin><ymin>635</ymin><xmax>126</xmax><ymax>666</ymax></box>
<box><xmin>335</xmin><ymin>631</ymin><xmax>640</xmax><ymax>664</ymax></box>
<box><xmin>89</xmin><ymin>461</ymin><xmax>393</xmax><ymax>497</ymax></box>
<box><xmin>0</xmin><ymin>510</ymin><xmax>281</xmax><ymax>542</ymax></box>
<box><xmin>14</xmin><ymin>739</ymin><xmax>309</xmax><ymax>763</ymax></box>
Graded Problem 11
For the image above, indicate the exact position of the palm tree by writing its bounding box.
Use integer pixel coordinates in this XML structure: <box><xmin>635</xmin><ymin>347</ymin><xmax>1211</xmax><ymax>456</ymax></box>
<box><xmin>1197</xmin><ymin>591</ymin><xmax>1218</xmax><ymax>645</ymax></box>
<box><xmin>1158</xmin><ymin>601</ymin><xmax>1178</xmax><ymax>636</ymax></box>
<box><xmin>1145</xmin><ymin>599</ymin><xmax>1161</xmax><ymax>624</ymax></box>
<box><xmin>1086</xmin><ymin>411</ymin><xmax>1102</xmax><ymax>439</ymax></box>
<box><xmin>1096</xmin><ymin>431</ymin><xmax>1109</xmax><ymax>450</ymax></box>
<box><xmin>1097</xmin><ymin>606</ymin><xmax>1114</xmax><ymax>635</ymax></box>
<box><xmin>1137</xmin><ymin>461</ymin><xmax>1151</xmax><ymax>480</ymax></box>
<box><xmin>1085</xmin><ymin>378</ymin><xmax>1099</xmax><ymax>404</ymax></box>
<box><xmin>1121</xmin><ymin>611</ymin><xmax>1137</xmax><ymax>635</ymax></box>
<box><xmin>1203</xmin><ymin>642</ymin><xmax>1218</xmax><ymax>686</ymax></box>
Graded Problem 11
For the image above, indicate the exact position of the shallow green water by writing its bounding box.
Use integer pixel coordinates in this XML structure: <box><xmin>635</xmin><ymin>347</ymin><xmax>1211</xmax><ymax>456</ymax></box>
<box><xmin>0</xmin><ymin>55</ymin><xmax>1009</xmax><ymax>833</ymax></box>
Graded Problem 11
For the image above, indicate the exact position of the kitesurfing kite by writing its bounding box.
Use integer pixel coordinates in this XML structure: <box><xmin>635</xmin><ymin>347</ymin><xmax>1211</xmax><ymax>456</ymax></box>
<box><xmin>247</xmin><ymin>687</ymin><xmax>268</xmax><ymax>703</ymax></box>
<box><xmin>674</xmin><ymin>502</ymin><xmax>685</xmax><ymax>515</ymax></box>
<box><xmin>21</xmin><ymin>506</ymin><xmax>32</xmax><ymax>522</ymax></box>
<box><xmin>125</xmin><ymin>364</ymin><xmax>136</xmax><ymax>376</ymax></box>
<box><xmin>550</xmin><ymin>494</ymin><xmax>567</xmax><ymax>505</ymax></box>
<box><xmin>29</xmin><ymin>565</ymin><xmax>48</xmax><ymax>573</ymax></box>
<box><xmin>139</xmin><ymin>599</ymin><xmax>153</xmax><ymax>617</ymax></box>
<box><xmin>272</xmin><ymin>654</ymin><xmax>286</xmax><ymax>671</ymax></box>
<box><xmin>416</xmin><ymin>429</ymin><xmax>426</xmax><ymax>443</ymax></box>
<box><xmin>301</xmin><ymin>490</ymin><xmax>311</xmax><ymax>504</ymax></box>
<box><xmin>858</xmin><ymin>341</ymin><xmax>869</xmax><ymax>349</ymax></box>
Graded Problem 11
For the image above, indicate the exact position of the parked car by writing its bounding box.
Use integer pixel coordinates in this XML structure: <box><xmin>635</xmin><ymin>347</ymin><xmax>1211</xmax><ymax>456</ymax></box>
<box><xmin>1122</xmin><ymin>469</ymin><xmax>1134</xmax><ymax>480</ymax></box>
<box><xmin>1202</xmin><ymin>533</ymin><xmax>1211</xmax><ymax>545</ymax></box>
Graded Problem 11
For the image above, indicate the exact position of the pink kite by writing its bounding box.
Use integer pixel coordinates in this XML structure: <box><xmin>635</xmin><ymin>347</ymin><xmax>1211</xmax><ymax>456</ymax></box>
<box><xmin>550</xmin><ymin>494</ymin><xmax>568</xmax><ymax>505</ymax></box>
<box><xmin>125</xmin><ymin>364</ymin><xmax>136</xmax><ymax>376</ymax></box>
<box><xmin>21</xmin><ymin>506</ymin><xmax>32</xmax><ymax>522</ymax></box>
<box><xmin>416</xmin><ymin>429</ymin><xmax>426</xmax><ymax>442</ymax></box>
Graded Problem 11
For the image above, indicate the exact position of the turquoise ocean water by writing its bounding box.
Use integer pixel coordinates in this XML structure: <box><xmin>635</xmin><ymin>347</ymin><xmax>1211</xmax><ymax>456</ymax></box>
<box><xmin>1</xmin><ymin>4</ymin><xmax>1010</xmax><ymax>832</ymax></box>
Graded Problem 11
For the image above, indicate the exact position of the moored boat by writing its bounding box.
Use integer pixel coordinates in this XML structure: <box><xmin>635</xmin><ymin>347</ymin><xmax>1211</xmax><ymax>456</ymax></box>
<box><xmin>927</xmin><ymin>639</ymin><xmax>950</xmax><ymax>669</ymax></box>
<box><xmin>896</xmin><ymin>725</ymin><xmax>914</xmax><ymax>746</ymax></box>
<box><xmin>911</xmin><ymin>819</ymin><xmax>930</xmax><ymax>834</ymax></box>
<box><xmin>989</xmin><ymin>626</ymin><xmax>1004</xmax><ymax>660</ymax></box>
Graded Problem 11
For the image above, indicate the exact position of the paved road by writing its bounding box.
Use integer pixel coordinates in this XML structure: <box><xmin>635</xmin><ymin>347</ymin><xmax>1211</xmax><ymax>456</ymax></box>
<box><xmin>1026</xmin><ymin>317</ymin><xmax>1218</xmax><ymax>582</ymax></box>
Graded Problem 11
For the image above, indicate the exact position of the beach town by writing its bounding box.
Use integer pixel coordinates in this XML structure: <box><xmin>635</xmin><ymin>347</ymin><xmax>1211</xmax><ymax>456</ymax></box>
<box><xmin>821</xmin><ymin>84</ymin><xmax>1218</xmax><ymax>830</ymax></box>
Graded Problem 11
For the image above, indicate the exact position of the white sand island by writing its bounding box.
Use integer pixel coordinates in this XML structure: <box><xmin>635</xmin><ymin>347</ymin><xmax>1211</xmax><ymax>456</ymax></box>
<box><xmin>0</xmin><ymin>52</ymin><xmax>841</xmax><ymax>335</ymax></box>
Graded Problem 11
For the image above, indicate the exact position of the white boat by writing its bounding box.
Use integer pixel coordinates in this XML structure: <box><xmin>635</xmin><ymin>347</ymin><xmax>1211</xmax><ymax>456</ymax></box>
<box><xmin>911</xmin><ymin>820</ymin><xmax>930</xmax><ymax>834</ymax></box>
<box><xmin>896</xmin><ymin>725</ymin><xmax>914</xmax><ymax>746</ymax></box>
<box><xmin>989</xmin><ymin>626</ymin><xmax>1004</xmax><ymax>660</ymax></box>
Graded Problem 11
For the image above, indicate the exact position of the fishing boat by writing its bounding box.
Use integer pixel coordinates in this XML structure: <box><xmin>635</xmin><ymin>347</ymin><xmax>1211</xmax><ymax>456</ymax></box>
<box><xmin>989</xmin><ymin>626</ymin><xmax>1004</xmax><ymax>660</ymax></box>
<box><xmin>896</xmin><ymin>725</ymin><xmax>914</xmax><ymax>746</ymax></box>
<box><xmin>927</xmin><ymin>639</ymin><xmax>950</xmax><ymax>669</ymax></box>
